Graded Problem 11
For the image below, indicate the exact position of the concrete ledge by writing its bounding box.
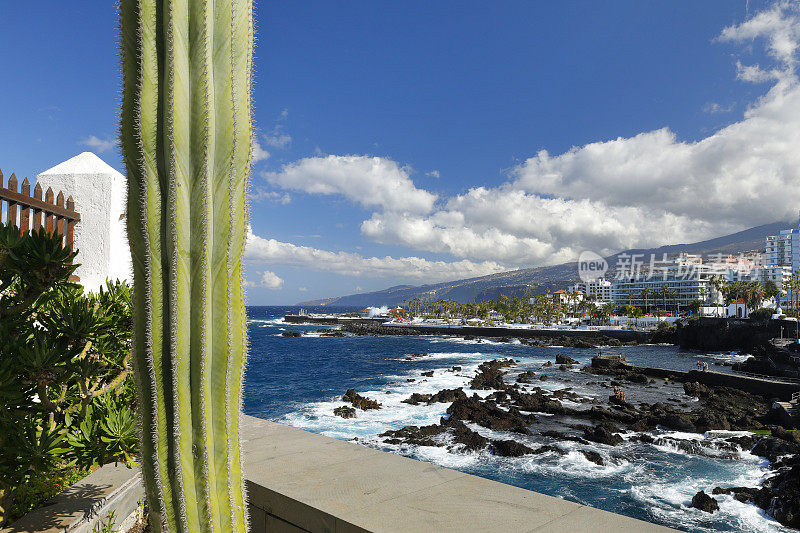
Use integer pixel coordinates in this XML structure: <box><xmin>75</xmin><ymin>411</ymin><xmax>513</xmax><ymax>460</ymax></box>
<box><xmin>1</xmin><ymin>463</ymin><xmax>143</xmax><ymax>533</ymax></box>
<box><xmin>241</xmin><ymin>415</ymin><xmax>676</xmax><ymax>532</ymax></box>
<box><xmin>5</xmin><ymin>416</ymin><xmax>677</xmax><ymax>532</ymax></box>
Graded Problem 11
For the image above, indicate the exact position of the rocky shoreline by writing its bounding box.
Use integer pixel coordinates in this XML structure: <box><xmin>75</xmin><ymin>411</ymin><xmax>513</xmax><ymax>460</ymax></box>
<box><xmin>331</xmin><ymin>354</ymin><xmax>800</xmax><ymax>529</ymax></box>
<box><xmin>316</xmin><ymin>323</ymin><xmax>646</xmax><ymax>348</ymax></box>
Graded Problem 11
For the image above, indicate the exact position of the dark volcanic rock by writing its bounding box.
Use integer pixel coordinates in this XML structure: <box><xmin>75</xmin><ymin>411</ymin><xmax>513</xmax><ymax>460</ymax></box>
<box><xmin>421</xmin><ymin>370</ymin><xmax>434</xmax><ymax>377</ymax></box>
<box><xmin>444</xmin><ymin>419</ymin><xmax>488</xmax><ymax>451</ymax></box>
<box><xmin>579</xmin><ymin>450</ymin><xmax>605</xmax><ymax>465</ymax></box>
<box><xmin>403</xmin><ymin>388</ymin><xmax>467</xmax><ymax>406</ymax></box>
<box><xmin>470</xmin><ymin>359</ymin><xmax>515</xmax><ymax>390</ymax></box>
<box><xmin>531</xmin><ymin>444</ymin><xmax>567</xmax><ymax>455</ymax></box>
<box><xmin>402</xmin><ymin>393</ymin><xmax>432</xmax><ymax>405</ymax></box>
<box><xmin>541</xmin><ymin>430</ymin><xmax>590</xmax><ymax>445</ymax></box>
<box><xmin>583</xmin><ymin>422</ymin><xmax>624</xmax><ymax>446</ymax></box>
<box><xmin>333</xmin><ymin>406</ymin><xmax>356</xmax><ymax>419</ymax></box>
<box><xmin>429</xmin><ymin>388</ymin><xmax>467</xmax><ymax>404</ymax></box>
<box><xmin>555</xmin><ymin>354</ymin><xmax>580</xmax><ymax>365</ymax></box>
<box><xmin>343</xmin><ymin>389</ymin><xmax>381</xmax><ymax>410</ymax></box>
<box><xmin>690</xmin><ymin>491</ymin><xmax>719</xmax><ymax>513</ymax></box>
<box><xmin>758</xmin><ymin>456</ymin><xmax>800</xmax><ymax>528</ymax></box>
<box><xmin>625</xmin><ymin>373</ymin><xmax>648</xmax><ymax>384</ymax></box>
<box><xmin>281</xmin><ymin>331</ymin><xmax>302</xmax><ymax>337</ymax></box>
<box><xmin>490</xmin><ymin>439</ymin><xmax>537</xmax><ymax>457</ymax></box>
<box><xmin>516</xmin><ymin>370</ymin><xmax>537</xmax><ymax>383</ymax></box>
<box><xmin>683</xmin><ymin>381</ymin><xmax>710</xmax><ymax>397</ymax></box>
<box><xmin>380</xmin><ymin>424</ymin><xmax>444</xmax><ymax>447</ymax></box>
<box><xmin>447</xmin><ymin>395</ymin><xmax>534</xmax><ymax>433</ymax></box>
<box><xmin>751</xmin><ymin>436</ymin><xmax>800</xmax><ymax>462</ymax></box>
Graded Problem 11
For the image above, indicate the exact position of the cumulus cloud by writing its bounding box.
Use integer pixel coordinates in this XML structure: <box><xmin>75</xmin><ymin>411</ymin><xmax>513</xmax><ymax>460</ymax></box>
<box><xmin>252</xmin><ymin>139</ymin><xmax>270</xmax><ymax>163</ymax></box>
<box><xmin>244</xmin><ymin>227</ymin><xmax>507</xmax><ymax>281</ymax></box>
<box><xmin>80</xmin><ymin>135</ymin><xmax>118</xmax><ymax>153</ymax></box>
<box><xmin>251</xmin><ymin>3</ymin><xmax>800</xmax><ymax>275</ymax></box>
<box><xmin>262</xmin><ymin>155</ymin><xmax>437</xmax><ymax>214</ymax></box>
<box><xmin>360</xmin><ymin>3</ymin><xmax>800</xmax><ymax>266</ymax></box>
<box><xmin>259</xmin><ymin>271</ymin><xmax>284</xmax><ymax>289</ymax></box>
<box><xmin>718</xmin><ymin>1</ymin><xmax>800</xmax><ymax>67</ymax></box>
<box><xmin>426</xmin><ymin>170</ymin><xmax>440</xmax><ymax>178</ymax></box>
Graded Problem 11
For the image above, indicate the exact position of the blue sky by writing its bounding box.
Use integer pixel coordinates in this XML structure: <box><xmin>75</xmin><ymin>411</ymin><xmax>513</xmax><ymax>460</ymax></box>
<box><xmin>3</xmin><ymin>1</ymin><xmax>799</xmax><ymax>305</ymax></box>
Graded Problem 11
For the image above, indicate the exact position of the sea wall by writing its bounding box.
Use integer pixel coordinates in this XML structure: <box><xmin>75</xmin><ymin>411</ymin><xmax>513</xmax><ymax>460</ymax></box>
<box><xmin>339</xmin><ymin>321</ymin><xmax>652</xmax><ymax>343</ymax></box>
<box><xmin>676</xmin><ymin>317</ymin><xmax>787</xmax><ymax>351</ymax></box>
<box><xmin>637</xmin><ymin>367</ymin><xmax>800</xmax><ymax>400</ymax></box>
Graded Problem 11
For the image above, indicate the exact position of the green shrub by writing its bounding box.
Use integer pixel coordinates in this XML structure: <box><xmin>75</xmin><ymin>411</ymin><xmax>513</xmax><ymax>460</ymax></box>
<box><xmin>749</xmin><ymin>307</ymin><xmax>775</xmax><ymax>323</ymax></box>
<box><xmin>0</xmin><ymin>224</ymin><xmax>137</xmax><ymax>526</ymax></box>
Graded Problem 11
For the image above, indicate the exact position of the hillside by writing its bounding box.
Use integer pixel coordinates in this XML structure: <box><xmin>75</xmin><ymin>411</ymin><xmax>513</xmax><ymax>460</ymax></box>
<box><xmin>298</xmin><ymin>220</ymin><xmax>793</xmax><ymax>307</ymax></box>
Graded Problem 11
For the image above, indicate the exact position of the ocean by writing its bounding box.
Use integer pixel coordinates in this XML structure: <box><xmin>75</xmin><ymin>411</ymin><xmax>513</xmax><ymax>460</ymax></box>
<box><xmin>242</xmin><ymin>306</ymin><xmax>788</xmax><ymax>532</ymax></box>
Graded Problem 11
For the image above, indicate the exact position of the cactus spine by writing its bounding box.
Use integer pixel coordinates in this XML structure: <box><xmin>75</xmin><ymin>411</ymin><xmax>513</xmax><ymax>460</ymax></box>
<box><xmin>120</xmin><ymin>0</ymin><xmax>252</xmax><ymax>531</ymax></box>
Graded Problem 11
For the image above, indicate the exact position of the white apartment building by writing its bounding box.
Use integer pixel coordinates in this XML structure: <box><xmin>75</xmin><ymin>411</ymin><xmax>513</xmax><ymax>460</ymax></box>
<box><xmin>568</xmin><ymin>279</ymin><xmax>612</xmax><ymax>302</ymax></box>
<box><xmin>766</xmin><ymin>218</ymin><xmax>800</xmax><ymax>272</ymax></box>
<box><xmin>611</xmin><ymin>256</ymin><xmax>718</xmax><ymax>312</ymax></box>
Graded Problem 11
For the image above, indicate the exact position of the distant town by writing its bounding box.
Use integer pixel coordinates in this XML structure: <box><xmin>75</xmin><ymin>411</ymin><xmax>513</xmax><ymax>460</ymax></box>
<box><xmin>305</xmin><ymin>218</ymin><xmax>800</xmax><ymax>331</ymax></box>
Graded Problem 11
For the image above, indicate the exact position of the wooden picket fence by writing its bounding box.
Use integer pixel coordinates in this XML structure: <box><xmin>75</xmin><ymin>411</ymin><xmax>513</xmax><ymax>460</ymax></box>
<box><xmin>0</xmin><ymin>168</ymin><xmax>81</xmax><ymax>252</ymax></box>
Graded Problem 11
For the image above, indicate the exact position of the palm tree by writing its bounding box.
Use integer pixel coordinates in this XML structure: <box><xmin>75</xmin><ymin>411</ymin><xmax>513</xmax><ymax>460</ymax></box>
<box><xmin>640</xmin><ymin>287</ymin><xmax>651</xmax><ymax>314</ymax></box>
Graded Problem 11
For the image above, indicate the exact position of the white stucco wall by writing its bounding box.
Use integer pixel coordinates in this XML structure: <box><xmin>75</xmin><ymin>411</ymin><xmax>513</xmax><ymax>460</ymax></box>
<box><xmin>36</xmin><ymin>152</ymin><xmax>131</xmax><ymax>293</ymax></box>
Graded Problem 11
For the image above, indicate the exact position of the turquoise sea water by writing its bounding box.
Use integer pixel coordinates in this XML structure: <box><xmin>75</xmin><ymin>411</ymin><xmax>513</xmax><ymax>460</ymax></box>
<box><xmin>243</xmin><ymin>306</ymin><xmax>788</xmax><ymax>532</ymax></box>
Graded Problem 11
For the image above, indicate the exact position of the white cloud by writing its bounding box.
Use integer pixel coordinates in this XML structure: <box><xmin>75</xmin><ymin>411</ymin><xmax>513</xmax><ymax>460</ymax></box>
<box><xmin>360</xmin><ymin>4</ymin><xmax>800</xmax><ymax>267</ymax></box>
<box><xmin>263</xmin><ymin>132</ymin><xmax>291</xmax><ymax>149</ymax></box>
<box><xmin>718</xmin><ymin>1</ymin><xmax>800</xmax><ymax>67</ymax></box>
<box><xmin>247</xmin><ymin>3</ymin><xmax>800</xmax><ymax>279</ymax></box>
<box><xmin>262</xmin><ymin>108</ymin><xmax>292</xmax><ymax>149</ymax></box>
<box><xmin>426</xmin><ymin>170</ymin><xmax>441</xmax><ymax>178</ymax></box>
<box><xmin>298</xmin><ymin>286</ymin><xmax>308</xmax><ymax>292</ymax></box>
<box><xmin>262</xmin><ymin>155</ymin><xmax>437</xmax><ymax>214</ymax></box>
<box><xmin>259</xmin><ymin>271</ymin><xmax>284</xmax><ymax>289</ymax></box>
<box><xmin>703</xmin><ymin>101</ymin><xmax>735</xmax><ymax>114</ymax></box>
<box><xmin>249</xmin><ymin>187</ymin><xmax>291</xmax><ymax>204</ymax></box>
<box><xmin>80</xmin><ymin>135</ymin><xmax>118</xmax><ymax>153</ymax></box>
<box><xmin>252</xmin><ymin>140</ymin><xmax>271</xmax><ymax>163</ymax></box>
<box><xmin>244</xmin><ymin>227</ymin><xmax>507</xmax><ymax>281</ymax></box>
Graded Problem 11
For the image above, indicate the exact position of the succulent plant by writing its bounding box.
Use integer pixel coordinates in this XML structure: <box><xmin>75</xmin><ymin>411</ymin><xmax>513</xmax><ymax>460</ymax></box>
<box><xmin>120</xmin><ymin>0</ymin><xmax>253</xmax><ymax>531</ymax></box>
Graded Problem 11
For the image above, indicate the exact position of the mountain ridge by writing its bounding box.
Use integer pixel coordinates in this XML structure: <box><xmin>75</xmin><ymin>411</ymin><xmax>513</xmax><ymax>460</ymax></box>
<box><xmin>297</xmin><ymin>220</ymin><xmax>794</xmax><ymax>307</ymax></box>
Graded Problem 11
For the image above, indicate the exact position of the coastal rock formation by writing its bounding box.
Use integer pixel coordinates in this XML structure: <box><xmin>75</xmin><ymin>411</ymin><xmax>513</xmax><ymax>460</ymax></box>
<box><xmin>583</xmin><ymin>422</ymin><xmax>624</xmax><ymax>446</ymax></box>
<box><xmin>342</xmin><ymin>389</ymin><xmax>381</xmax><ymax>410</ymax></box>
<box><xmin>470</xmin><ymin>359</ymin><xmax>515</xmax><ymax>390</ymax></box>
<box><xmin>380</xmin><ymin>418</ymin><xmax>488</xmax><ymax>452</ymax></box>
<box><xmin>555</xmin><ymin>354</ymin><xmax>579</xmax><ymax>365</ymax></box>
<box><xmin>490</xmin><ymin>439</ymin><xmax>537</xmax><ymax>457</ymax></box>
<box><xmin>281</xmin><ymin>331</ymin><xmax>302</xmax><ymax>337</ymax></box>
<box><xmin>447</xmin><ymin>395</ymin><xmax>535</xmax><ymax>433</ymax></box>
<box><xmin>333</xmin><ymin>406</ymin><xmax>356</xmax><ymax>419</ymax></box>
<box><xmin>690</xmin><ymin>491</ymin><xmax>719</xmax><ymax>513</ymax></box>
<box><xmin>579</xmin><ymin>450</ymin><xmax>605</xmax><ymax>465</ymax></box>
<box><xmin>403</xmin><ymin>388</ymin><xmax>467</xmax><ymax>406</ymax></box>
<box><xmin>516</xmin><ymin>370</ymin><xmax>536</xmax><ymax>383</ymax></box>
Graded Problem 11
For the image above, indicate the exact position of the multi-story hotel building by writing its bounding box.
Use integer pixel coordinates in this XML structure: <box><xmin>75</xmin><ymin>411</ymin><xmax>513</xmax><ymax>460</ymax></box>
<box><xmin>568</xmin><ymin>279</ymin><xmax>612</xmax><ymax>303</ymax></box>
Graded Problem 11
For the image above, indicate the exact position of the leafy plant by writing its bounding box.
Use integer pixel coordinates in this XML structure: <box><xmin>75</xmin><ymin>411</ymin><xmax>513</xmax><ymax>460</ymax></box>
<box><xmin>0</xmin><ymin>224</ymin><xmax>136</xmax><ymax>526</ymax></box>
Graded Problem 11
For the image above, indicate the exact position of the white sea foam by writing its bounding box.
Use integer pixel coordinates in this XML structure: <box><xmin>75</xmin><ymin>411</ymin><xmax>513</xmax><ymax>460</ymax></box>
<box><xmin>275</xmin><ymin>346</ymin><xmax>786</xmax><ymax>532</ymax></box>
<box><xmin>248</xmin><ymin>317</ymin><xmax>286</xmax><ymax>326</ymax></box>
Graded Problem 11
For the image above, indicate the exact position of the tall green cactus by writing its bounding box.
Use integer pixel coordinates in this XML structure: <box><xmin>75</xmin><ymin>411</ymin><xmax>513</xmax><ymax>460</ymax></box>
<box><xmin>119</xmin><ymin>0</ymin><xmax>252</xmax><ymax>531</ymax></box>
